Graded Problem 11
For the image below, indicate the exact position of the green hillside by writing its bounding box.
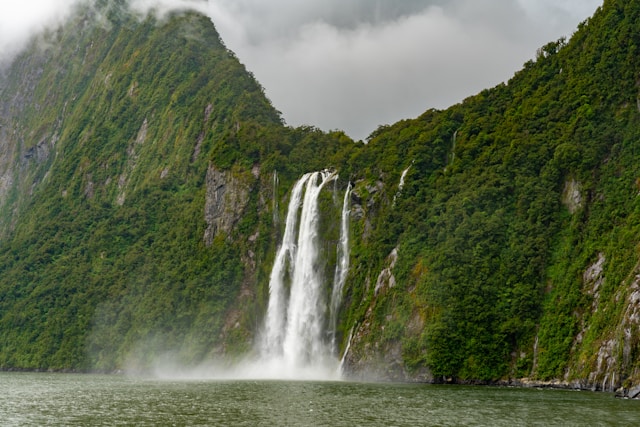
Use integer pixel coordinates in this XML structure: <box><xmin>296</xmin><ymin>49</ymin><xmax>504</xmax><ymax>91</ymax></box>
<box><xmin>0</xmin><ymin>2</ymin><xmax>354</xmax><ymax>371</ymax></box>
<box><xmin>1</xmin><ymin>0</ymin><xmax>640</xmax><ymax>392</ymax></box>
<box><xmin>340</xmin><ymin>0</ymin><xmax>640</xmax><ymax>389</ymax></box>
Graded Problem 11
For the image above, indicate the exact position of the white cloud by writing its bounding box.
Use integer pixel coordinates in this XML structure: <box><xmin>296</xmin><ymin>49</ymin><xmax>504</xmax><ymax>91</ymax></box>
<box><xmin>128</xmin><ymin>0</ymin><xmax>209</xmax><ymax>18</ymax></box>
<box><xmin>207</xmin><ymin>0</ymin><xmax>603</xmax><ymax>139</ymax></box>
<box><xmin>0</xmin><ymin>1</ymin><xmax>80</xmax><ymax>63</ymax></box>
<box><xmin>0</xmin><ymin>0</ymin><xmax>604</xmax><ymax>140</ymax></box>
<box><xmin>0</xmin><ymin>0</ymin><xmax>208</xmax><ymax>64</ymax></box>
<box><xmin>231</xmin><ymin>8</ymin><xmax>519</xmax><ymax>137</ymax></box>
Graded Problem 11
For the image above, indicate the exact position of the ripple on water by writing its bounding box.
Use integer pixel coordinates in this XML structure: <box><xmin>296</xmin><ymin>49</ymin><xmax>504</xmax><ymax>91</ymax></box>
<box><xmin>1</xmin><ymin>373</ymin><xmax>639</xmax><ymax>426</ymax></box>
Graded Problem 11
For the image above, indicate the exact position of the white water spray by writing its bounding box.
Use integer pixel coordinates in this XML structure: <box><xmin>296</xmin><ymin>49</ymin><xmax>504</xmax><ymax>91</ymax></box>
<box><xmin>339</xmin><ymin>325</ymin><xmax>355</xmax><ymax>375</ymax></box>
<box><xmin>261</xmin><ymin>174</ymin><xmax>310</xmax><ymax>359</ymax></box>
<box><xmin>150</xmin><ymin>171</ymin><xmax>352</xmax><ymax>381</ymax></box>
<box><xmin>393</xmin><ymin>164</ymin><xmax>412</xmax><ymax>205</ymax></box>
<box><xmin>259</xmin><ymin>170</ymin><xmax>353</xmax><ymax>378</ymax></box>
<box><xmin>398</xmin><ymin>167</ymin><xmax>410</xmax><ymax>191</ymax></box>
<box><xmin>281</xmin><ymin>171</ymin><xmax>336</xmax><ymax>366</ymax></box>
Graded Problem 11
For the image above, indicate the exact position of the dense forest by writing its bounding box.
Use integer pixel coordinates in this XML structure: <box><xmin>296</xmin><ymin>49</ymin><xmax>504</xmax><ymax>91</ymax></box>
<box><xmin>1</xmin><ymin>0</ymin><xmax>640</xmax><ymax>393</ymax></box>
<box><xmin>341</xmin><ymin>0</ymin><xmax>640</xmax><ymax>387</ymax></box>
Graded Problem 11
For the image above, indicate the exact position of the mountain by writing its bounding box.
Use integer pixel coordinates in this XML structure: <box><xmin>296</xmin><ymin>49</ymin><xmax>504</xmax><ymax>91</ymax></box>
<box><xmin>0</xmin><ymin>1</ymin><xmax>353</xmax><ymax>371</ymax></box>
<box><xmin>340</xmin><ymin>0</ymin><xmax>640</xmax><ymax>390</ymax></box>
<box><xmin>1</xmin><ymin>0</ymin><xmax>640</xmax><ymax>395</ymax></box>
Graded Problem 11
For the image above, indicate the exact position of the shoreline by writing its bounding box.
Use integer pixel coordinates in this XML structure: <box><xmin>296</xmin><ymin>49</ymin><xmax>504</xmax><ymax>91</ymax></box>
<box><xmin>425</xmin><ymin>377</ymin><xmax>640</xmax><ymax>399</ymax></box>
<box><xmin>4</xmin><ymin>367</ymin><xmax>637</xmax><ymax>399</ymax></box>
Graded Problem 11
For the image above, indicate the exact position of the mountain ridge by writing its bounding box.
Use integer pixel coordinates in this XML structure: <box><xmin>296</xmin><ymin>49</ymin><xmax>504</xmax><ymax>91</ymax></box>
<box><xmin>1</xmin><ymin>0</ymin><xmax>640</xmax><ymax>395</ymax></box>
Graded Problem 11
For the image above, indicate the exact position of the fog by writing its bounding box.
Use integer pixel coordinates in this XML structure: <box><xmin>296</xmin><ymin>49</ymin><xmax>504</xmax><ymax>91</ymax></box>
<box><xmin>1</xmin><ymin>0</ymin><xmax>603</xmax><ymax>140</ymax></box>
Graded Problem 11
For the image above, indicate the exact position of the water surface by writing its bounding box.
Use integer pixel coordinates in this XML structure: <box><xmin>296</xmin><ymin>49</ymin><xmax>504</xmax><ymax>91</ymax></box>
<box><xmin>1</xmin><ymin>372</ymin><xmax>638</xmax><ymax>426</ymax></box>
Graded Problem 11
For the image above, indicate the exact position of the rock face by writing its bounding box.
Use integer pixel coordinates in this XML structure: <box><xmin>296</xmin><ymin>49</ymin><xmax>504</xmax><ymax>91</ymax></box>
<box><xmin>23</xmin><ymin>137</ymin><xmax>53</xmax><ymax>164</ymax></box>
<box><xmin>342</xmin><ymin>331</ymin><xmax>410</xmax><ymax>381</ymax></box>
<box><xmin>375</xmin><ymin>247</ymin><xmax>398</xmax><ymax>296</ymax></box>
<box><xmin>342</xmin><ymin>244</ymin><xmax>432</xmax><ymax>383</ymax></box>
<box><xmin>203</xmin><ymin>164</ymin><xmax>251</xmax><ymax>245</ymax></box>
<box><xmin>0</xmin><ymin>127</ymin><xmax>17</xmax><ymax>218</ymax></box>
<box><xmin>561</xmin><ymin>178</ymin><xmax>583</xmax><ymax>214</ymax></box>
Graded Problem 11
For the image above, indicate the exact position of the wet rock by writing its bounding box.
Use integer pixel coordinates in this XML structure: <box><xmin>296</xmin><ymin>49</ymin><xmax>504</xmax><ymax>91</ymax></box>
<box><xmin>203</xmin><ymin>164</ymin><xmax>251</xmax><ymax>245</ymax></box>
<box><xmin>629</xmin><ymin>385</ymin><xmax>640</xmax><ymax>399</ymax></box>
<box><xmin>561</xmin><ymin>178</ymin><xmax>583</xmax><ymax>214</ymax></box>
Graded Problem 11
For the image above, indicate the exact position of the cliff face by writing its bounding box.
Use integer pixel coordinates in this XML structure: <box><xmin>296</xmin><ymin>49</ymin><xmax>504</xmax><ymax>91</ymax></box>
<box><xmin>0</xmin><ymin>3</ymin><xmax>284</xmax><ymax>370</ymax></box>
<box><xmin>2</xmin><ymin>0</ymin><xmax>640</xmax><ymax>394</ymax></box>
<box><xmin>0</xmin><ymin>2</ymin><xmax>352</xmax><ymax>371</ymax></box>
<box><xmin>337</xmin><ymin>0</ymin><xmax>640</xmax><ymax>393</ymax></box>
<box><xmin>203</xmin><ymin>164</ymin><xmax>252</xmax><ymax>246</ymax></box>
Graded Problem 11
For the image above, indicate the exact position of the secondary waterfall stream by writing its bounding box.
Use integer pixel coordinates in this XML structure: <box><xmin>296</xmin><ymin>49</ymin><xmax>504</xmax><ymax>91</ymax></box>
<box><xmin>330</xmin><ymin>182</ymin><xmax>352</xmax><ymax>353</ymax></box>
<box><xmin>259</xmin><ymin>170</ymin><xmax>350</xmax><ymax>379</ymax></box>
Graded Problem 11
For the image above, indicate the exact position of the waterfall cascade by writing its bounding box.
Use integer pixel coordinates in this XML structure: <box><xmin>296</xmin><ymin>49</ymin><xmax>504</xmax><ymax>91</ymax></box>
<box><xmin>261</xmin><ymin>174</ymin><xmax>310</xmax><ymax>360</ymax></box>
<box><xmin>398</xmin><ymin>167</ymin><xmax>410</xmax><ymax>191</ymax></box>
<box><xmin>259</xmin><ymin>171</ymin><xmax>351</xmax><ymax>379</ymax></box>
<box><xmin>329</xmin><ymin>182</ymin><xmax>352</xmax><ymax>352</ymax></box>
<box><xmin>393</xmin><ymin>164</ymin><xmax>411</xmax><ymax>205</ymax></box>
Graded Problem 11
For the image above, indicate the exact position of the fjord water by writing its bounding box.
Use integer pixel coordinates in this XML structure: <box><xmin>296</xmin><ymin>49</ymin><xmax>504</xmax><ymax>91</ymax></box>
<box><xmin>2</xmin><ymin>372</ymin><xmax>639</xmax><ymax>426</ymax></box>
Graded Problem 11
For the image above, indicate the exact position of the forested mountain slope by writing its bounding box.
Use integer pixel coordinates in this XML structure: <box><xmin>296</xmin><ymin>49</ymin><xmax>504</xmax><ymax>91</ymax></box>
<box><xmin>340</xmin><ymin>0</ymin><xmax>640</xmax><ymax>392</ymax></box>
<box><xmin>0</xmin><ymin>1</ymin><xmax>354</xmax><ymax>371</ymax></box>
<box><xmin>1</xmin><ymin>0</ymin><xmax>640</xmax><ymax>394</ymax></box>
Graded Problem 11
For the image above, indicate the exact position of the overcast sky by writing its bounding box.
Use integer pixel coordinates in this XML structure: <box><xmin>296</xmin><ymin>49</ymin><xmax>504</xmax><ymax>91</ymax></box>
<box><xmin>1</xmin><ymin>0</ymin><xmax>603</xmax><ymax>140</ymax></box>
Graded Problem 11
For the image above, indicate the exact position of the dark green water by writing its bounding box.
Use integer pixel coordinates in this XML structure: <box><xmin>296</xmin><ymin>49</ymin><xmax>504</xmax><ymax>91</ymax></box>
<box><xmin>1</xmin><ymin>372</ymin><xmax>639</xmax><ymax>426</ymax></box>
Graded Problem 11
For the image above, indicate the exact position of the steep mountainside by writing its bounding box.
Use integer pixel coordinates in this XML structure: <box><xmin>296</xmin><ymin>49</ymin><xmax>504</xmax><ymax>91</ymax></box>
<box><xmin>340</xmin><ymin>0</ymin><xmax>640</xmax><ymax>392</ymax></box>
<box><xmin>0</xmin><ymin>2</ymin><xmax>354</xmax><ymax>371</ymax></box>
<box><xmin>2</xmin><ymin>0</ymin><xmax>640</xmax><ymax>395</ymax></box>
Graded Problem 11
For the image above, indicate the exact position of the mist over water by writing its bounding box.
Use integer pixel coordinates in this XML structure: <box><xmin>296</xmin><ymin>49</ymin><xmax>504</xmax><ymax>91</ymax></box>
<box><xmin>145</xmin><ymin>171</ymin><xmax>351</xmax><ymax>382</ymax></box>
<box><xmin>148</xmin><ymin>355</ymin><xmax>342</xmax><ymax>382</ymax></box>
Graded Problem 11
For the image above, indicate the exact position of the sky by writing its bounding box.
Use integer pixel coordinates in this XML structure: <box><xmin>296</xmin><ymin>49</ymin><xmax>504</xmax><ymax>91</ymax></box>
<box><xmin>0</xmin><ymin>0</ymin><xmax>603</xmax><ymax>140</ymax></box>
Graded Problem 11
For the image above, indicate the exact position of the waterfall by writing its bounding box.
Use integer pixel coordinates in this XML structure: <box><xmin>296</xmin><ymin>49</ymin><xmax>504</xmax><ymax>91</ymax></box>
<box><xmin>329</xmin><ymin>182</ymin><xmax>351</xmax><ymax>351</ymax></box>
<box><xmin>393</xmin><ymin>164</ymin><xmax>411</xmax><ymax>205</ymax></box>
<box><xmin>281</xmin><ymin>170</ymin><xmax>337</xmax><ymax>366</ymax></box>
<box><xmin>398</xmin><ymin>167</ymin><xmax>410</xmax><ymax>191</ymax></box>
<box><xmin>260</xmin><ymin>170</ymin><xmax>351</xmax><ymax>377</ymax></box>
<box><xmin>339</xmin><ymin>325</ymin><xmax>355</xmax><ymax>375</ymax></box>
<box><xmin>261</xmin><ymin>174</ymin><xmax>310</xmax><ymax>358</ymax></box>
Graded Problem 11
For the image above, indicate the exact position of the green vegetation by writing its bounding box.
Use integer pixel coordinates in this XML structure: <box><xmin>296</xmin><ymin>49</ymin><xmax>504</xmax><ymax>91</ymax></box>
<box><xmin>339</xmin><ymin>0</ymin><xmax>640</xmax><ymax>384</ymax></box>
<box><xmin>1</xmin><ymin>0</ymin><xmax>640</xmax><ymax>389</ymax></box>
<box><xmin>0</xmin><ymin>3</ymin><xmax>354</xmax><ymax>371</ymax></box>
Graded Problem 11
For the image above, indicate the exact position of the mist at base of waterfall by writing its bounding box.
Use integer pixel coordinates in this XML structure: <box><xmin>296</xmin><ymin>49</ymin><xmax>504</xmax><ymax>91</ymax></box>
<box><xmin>142</xmin><ymin>172</ymin><xmax>352</xmax><ymax>384</ymax></box>
<box><xmin>145</xmin><ymin>354</ymin><xmax>343</xmax><ymax>382</ymax></box>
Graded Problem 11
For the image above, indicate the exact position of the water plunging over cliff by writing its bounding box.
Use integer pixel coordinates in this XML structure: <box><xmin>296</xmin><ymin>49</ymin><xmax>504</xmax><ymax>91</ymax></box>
<box><xmin>330</xmin><ymin>182</ymin><xmax>351</xmax><ymax>352</ymax></box>
<box><xmin>259</xmin><ymin>171</ymin><xmax>350</xmax><ymax>379</ymax></box>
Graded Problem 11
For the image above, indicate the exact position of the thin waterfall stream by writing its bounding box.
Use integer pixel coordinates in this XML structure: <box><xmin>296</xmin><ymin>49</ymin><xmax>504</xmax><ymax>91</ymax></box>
<box><xmin>330</xmin><ymin>181</ymin><xmax>352</xmax><ymax>353</ymax></box>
